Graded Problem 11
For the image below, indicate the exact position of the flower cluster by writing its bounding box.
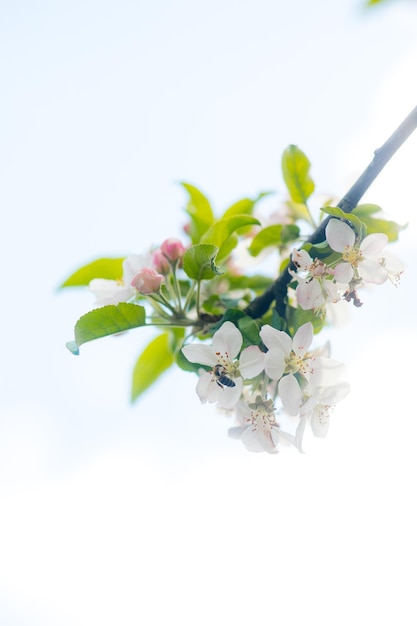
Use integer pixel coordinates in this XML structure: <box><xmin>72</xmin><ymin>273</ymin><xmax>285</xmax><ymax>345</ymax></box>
<box><xmin>291</xmin><ymin>218</ymin><xmax>403</xmax><ymax>315</ymax></box>
<box><xmin>89</xmin><ymin>238</ymin><xmax>187</xmax><ymax>319</ymax></box>
<box><xmin>63</xmin><ymin>145</ymin><xmax>405</xmax><ymax>455</ymax></box>
<box><xmin>182</xmin><ymin>320</ymin><xmax>349</xmax><ymax>454</ymax></box>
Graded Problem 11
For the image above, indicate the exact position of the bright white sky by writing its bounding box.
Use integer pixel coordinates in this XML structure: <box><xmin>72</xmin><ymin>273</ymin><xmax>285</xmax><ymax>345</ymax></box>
<box><xmin>1</xmin><ymin>1</ymin><xmax>417</xmax><ymax>624</ymax></box>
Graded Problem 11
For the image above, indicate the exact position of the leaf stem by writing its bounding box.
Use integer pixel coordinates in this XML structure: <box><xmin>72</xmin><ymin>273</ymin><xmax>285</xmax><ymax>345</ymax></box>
<box><xmin>149</xmin><ymin>293</ymin><xmax>178</xmax><ymax>315</ymax></box>
<box><xmin>196</xmin><ymin>280</ymin><xmax>202</xmax><ymax>317</ymax></box>
<box><xmin>170</xmin><ymin>261</ymin><xmax>185</xmax><ymax>313</ymax></box>
<box><xmin>245</xmin><ymin>104</ymin><xmax>417</xmax><ymax>320</ymax></box>
<box><xmin>183</xmin><ymin>280</ymin><xmax>197</xmax><ymax>312</ymax></box>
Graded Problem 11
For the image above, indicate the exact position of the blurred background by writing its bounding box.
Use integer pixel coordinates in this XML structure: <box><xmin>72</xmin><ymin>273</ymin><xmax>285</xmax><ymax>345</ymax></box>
<box><xmin>1</xmin><ymin>0</ymin><xmax>417</xmax><ymax>624</ymax></box>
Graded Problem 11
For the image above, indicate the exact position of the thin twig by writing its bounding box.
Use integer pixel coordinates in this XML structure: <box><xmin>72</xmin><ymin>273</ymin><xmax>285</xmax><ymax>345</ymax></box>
<box><xmin>245</xmin><ymin>104</ymin><xmax>417</xmax><ymax>319</ymax></box>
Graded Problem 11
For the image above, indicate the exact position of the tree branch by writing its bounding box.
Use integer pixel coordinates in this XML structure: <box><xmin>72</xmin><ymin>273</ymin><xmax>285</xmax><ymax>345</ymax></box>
<box><xmin>245</xmin><ymin>104</ymin><xmax>417</xmax><ymax>320</ymax></box>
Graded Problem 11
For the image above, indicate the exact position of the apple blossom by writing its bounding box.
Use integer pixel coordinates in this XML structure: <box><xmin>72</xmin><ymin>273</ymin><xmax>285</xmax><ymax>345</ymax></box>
<box><xmin>63</xmin><ymin>133</ymin><xmax>408</xmax><ymax>456</ymax></box>
<box><xmin>152</xmin><ymin>248</ymin><xmax>171</xmax><ymax>274</ymax></box>
<box><xmin>160</xmin><ymin>237</ymin><xmax>186</xmax><ymax>263</ymax></box>
<box><xmin>228</xmin><ymin>398</ymin><xmax>282</xmax><ymax>454</ymax></box>
<box><xmin>182</xmin><ymin>321</ymin><xmax>264</xmax><ymax>410</ymax></box>
<box><xmin>295</xmin><ymin>276</ymin><xmax>340</xmax><ymax>313</ymax></box>
<box><xmin>291</xmin><ymin>248</ymin><xmax>341</xmax><ymax>313</ymax></box>
<box><xmin>296</xmin><ymin>381</ymin><xmax>350</xmax><ymax>449</ymax></box>
<box><xmin>89</xmin><ymin>278</ymin><xmax>133</xmax><ymax>307</ymax></box>
<box><xmin>380</xmin><ymin>252</ymin><xmax>404</xmax><ymax>286</ymax></box>
<box><xmin>131</xmin><ymin>267</ymin><xmax>165</xmax><ymax>295</ymax></box>
<box><xmin>326</xmin><ymin>218</ymin><xmax>389</xmax><ymax>285</ymax></box>
<box><xmin>89</xmin><ymin>253</ymin><xmax>150</xmax><ymax>306</ymax></box>
<box><xmin>259</xmin><ymin>322</ymin><xmax>316</xmax><ymax>415</ymax></box>
<box><xmin>259</xmin><ymin>322</ymin><xmax>345</xmax><ymax>416</ymax></box>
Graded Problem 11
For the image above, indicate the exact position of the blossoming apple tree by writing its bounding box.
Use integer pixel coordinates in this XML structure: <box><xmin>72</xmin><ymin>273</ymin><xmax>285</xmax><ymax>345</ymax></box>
<box><xmin>61</xmin><ymin>106</ymin><xmax>417</xmax><ymax>454</ymax></box>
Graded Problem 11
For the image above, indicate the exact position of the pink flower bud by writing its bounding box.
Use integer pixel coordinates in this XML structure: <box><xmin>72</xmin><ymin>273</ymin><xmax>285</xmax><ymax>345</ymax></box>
<box><xmin>160</xmin><ymin>238</ymin><xmax>185</xmax><ymax>262</ymax></box>
<box><xmin>131</xmin><ymin>267</ymin><xmax>164</xmax><ymax>295</ymax></box>
<box><xmin>152</xmin><ymin>248</ymin><xmax>170</xmax><ymax>274</ymax></box>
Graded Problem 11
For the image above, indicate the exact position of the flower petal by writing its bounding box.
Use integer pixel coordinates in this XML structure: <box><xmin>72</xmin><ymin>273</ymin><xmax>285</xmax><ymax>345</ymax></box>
<box><xmin>358</xmin><ymin>259</ymin><xmax>387</xmax><ymax>285</ymax></box>
<box><xmin>264</xmin><ymin>350</ymin><xmax>286</xmax><ymax>381</ymax></box>
<box><xmin>292</xmin><ymin>322</ymin><xmax>313</xmax><ymax>355</ymax></box>
<box><xmin>260</xmin><ymin>325</ymin><xmax>292</xmax><ymax>354</ymax></box>
<box><xmin>320</xmin><ymin>381</ymin><xmax>350</xmax><ymax>405</ymax></box>
<box><xmin>196</xmin><ymin>372</ymin><xmax>219</xmax><ymax>403</ymax></box>
<box><xmin>333</xmin><ymin>262</ymin><xmax>353</xmax><ymax>284</ymax></box>
<box><xmin>228</xmin><ymin>426</ymin><xmax>245</xmax><ymax>440</ymax></box>
<box><xmin>309</xmin><ymin>357</ymin><xmax>346</xmax><ymax>386</ymax></box>
<box><xmin>217</xmin><ymin>377</ymin><xmax>243</xmax><ymax>410</ymax></box>
<box><xmin>241</xmin><ymin>427</ymin><xmax>278</xmax><ymax>454</ymax></box>
<box><xmin>89</xmin><ymin>279</ymin><xmax>133</xmax><ymax>306</ymax></box>
<box><xmin>310</xmin><ymin>409</ymin><xmax>330</xmax><ymax>438</ymax></box>
<box><xmin>292</xmin><ymin>248</ymin><xmax>312</xmax><ymax>270</ymax></box>
<box><xmin>296</xmin><ymin>279</ymin><xmax>324</xmax><ymax>311</ymax></box>
<box><xmin>122</xmin><ymin>254</ymin><xmax>146</xmax><ymax>284</ymax></box>
<box><xmin>360</xmin><ymin>232</ymin><xmax>388</xmax><ymax>258</ymax></box>
<box><xmin>182</xmin><ymin>344</ymin><xmax>217</xmax><ymax>367</ymax></box>
<box><xmin>326</xmin><ymin>218</ymin><xmax>355</xmax><ymax>252</ymax></box>
<box><xmin>212</xmin><ymin>321</ymin><xmax>242</xmax><ymax>360</ymax></box>
<box><xmin>278</xmin><ymin>373</ymin><xmax>302</xmax><ymax>416</ymax></box>
<box><xmin>239</xmin><ymin>345</ymin><xmax>265</xmax><ymax>378</ymax></box>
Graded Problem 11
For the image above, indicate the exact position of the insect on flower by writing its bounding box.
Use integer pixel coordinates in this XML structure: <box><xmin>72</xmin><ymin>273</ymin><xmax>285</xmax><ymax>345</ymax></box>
<box><xmin>213</xmin><ymin>364</ymin><xmax>236</xmax><ymax>389</ymax></box>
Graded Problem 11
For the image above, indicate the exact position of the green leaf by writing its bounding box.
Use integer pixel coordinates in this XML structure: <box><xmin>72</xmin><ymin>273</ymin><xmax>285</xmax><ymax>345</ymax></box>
<box><xmin>286</xmin><ymin>200</ymin><xmax>314</xmax><ymax>225</ymax></box>
<box><xmin>321</xmin><ymin>206</ymin><xmax>365</xmax><ymax>237</ymax></box>
<box><xmin>181</xmin><ymin>182</ymin><xmax>215</xmax><ymax>244</ymax></box>
<box><xmin>281</xmin><ymin>145</ymin><xmax>315</xmax><ymax>204</ymax></box>
<box><xmin>227</xmin><ymin>274</ymin><xmax>273</xmax><ymax>292</ymax></box>
<box><xmin>270</xmin><ymin>309</ymin><xmax>284</xmax><ymax>331</ymax></box>
<box><xmin>60</xmin><ymin>258</ymin><xmax>125</xmax><ymax>288</ymax></box>
<box><xmin>175</xmin><ymin>346</ymin><xmax>206</xmax><ymax>374</ymax></box>
<box><xmin>182</xmin><ymin>244</ymin><xmax>223</xmax><ymax>280</ymax></box>
<box><xmin>131</xmin><ymin>333</ymin><xmax>174</xmax><ymax>401</ymax></box>
<box><xmin>302</xmin><ymin>240</ymin><xmax>333</xmax><ymax>259</ymax></box>
<box><xmin>281</xmin><ymin>224</ymin><xmax>301</xmax><ymax>244</ymax></box>
<box><xmin>67</xmin><ymin>303</ymin><xmax>146</xmax><ymax>354</ymax></box>
<box><xmin>210</xmin><ymin>308</ymin><xmax>245</xmax><ymax>333</ymax></box>
<box><xmin>351</xmin><ymin>203</ymin><xmax>381</xmax><ymax>216</ymax></box>
<box><xmin>169</xmin><ymin>327</ymin><xmax>186</xmax><ymax>350</ymax></box>
<box><xmin>237</xmin><ymin>316</ymin><xmax>261</xmax><ymax>348</ymax></box>
<box><xmin>352</xmin><ymin>204</ymin><xmax>405</xmax><ymax>242</ymax></box>
<box><xmin>221</xmin><ymin>192</ymin><xmax>273</xmax><ymax>220</ymax></box>
<box><xmin>248</xmin><ymin>225</ymin><xmax>283</xmax><ymax>256</ymax></box>
<box><xmin>248</xmin><ymin>224</ymin><xmax>300</xmax><ymax>256</ymax></box>
<box><xmin>201</xmin><ymin>295</ymin><xmax>225</xmax><ymax>316</ymax></box>
<box><xmin>287</xmin><ymin>305</ymin><xmax>325</xmax><ymax>336</ymax></box>
<box><xmin>217</xmin><ymin>233</ymin><xmax>238</xmax><ymax>262</ymax></box>
<box><xmin>201</xmin><ymin>215</ymin><xmax>260</xmax><ymax>249</ymax></box>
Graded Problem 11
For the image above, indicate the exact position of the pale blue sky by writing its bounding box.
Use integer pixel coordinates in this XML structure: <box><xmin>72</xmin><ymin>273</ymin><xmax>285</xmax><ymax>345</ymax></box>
<box><xmin>1</xmin><ymin>1</ymin><xmax>417</xmax><ymax>624</ymax></box>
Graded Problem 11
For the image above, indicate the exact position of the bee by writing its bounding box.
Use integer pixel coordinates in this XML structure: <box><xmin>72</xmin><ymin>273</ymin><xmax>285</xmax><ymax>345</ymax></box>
<box><xmin>213</xmin><ymin>364</ymin><xmax>236</xmax><ymax>389</ymax></box>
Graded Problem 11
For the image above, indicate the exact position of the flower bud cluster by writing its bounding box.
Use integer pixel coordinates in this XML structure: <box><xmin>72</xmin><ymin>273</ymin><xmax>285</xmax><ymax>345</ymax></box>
<box><xmin>89</xmin><ymin>238</ymin><xmax>188</xmax><ymax>319</ymax></box>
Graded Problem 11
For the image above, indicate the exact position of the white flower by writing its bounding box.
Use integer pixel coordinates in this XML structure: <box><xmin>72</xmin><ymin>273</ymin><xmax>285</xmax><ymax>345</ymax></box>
<box><xmin>296</xmin><ymin>277</ymin><xmax>340</xmax><ymax>312</ymax></box>
<box><xmin>228</xmin><ymin>398</ymin><xmax>295</xmax><ymax>454</ymax></box>
<box><xmin>181</xmin><ymin>321</ymin><xmax>264</xmax><ymax>410</ymax></box>
<box><xmin>259</xmin><ymin>322</ymin><xmax>316</xmax><ymax>415</ymax></box>
<box><xmin>299</xmin><ymin>381</ymin><xmax>350</xmax><ymax>439</ymax></box>
<box><xmin>259</xmin><ymin>322</ymin><xmax>345</xmax><ymax>416</ymax></box>
<box><xmin>325</xmin><ymin>218</ymin><xmax>389</xmax><ymax>285</ymax></box>
<box><xmin>291</xmin><ymin>249</ymin><xmax>341</xmax><ymax>313</ymax></box>
<box><xmin>89</xmin><ymin>253</ymin><xmax>151</xmax><ymax>306</ymax></box>
<box><xmin>89</xmin><ymin>277</ymin><xmax>133</xmax><ymax>307</ymax></box>
<box><xmin>380</xmin><ymin>251</ymin><xmax>404</xmax><ymax>286</ymax></box>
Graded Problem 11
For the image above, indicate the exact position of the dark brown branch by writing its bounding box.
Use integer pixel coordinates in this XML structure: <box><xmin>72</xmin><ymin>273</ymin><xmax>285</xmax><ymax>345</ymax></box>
<box><xmin>245</xmin><ymin>104</ymin><xmax>417</xmax><ymax>320</ymax></box>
